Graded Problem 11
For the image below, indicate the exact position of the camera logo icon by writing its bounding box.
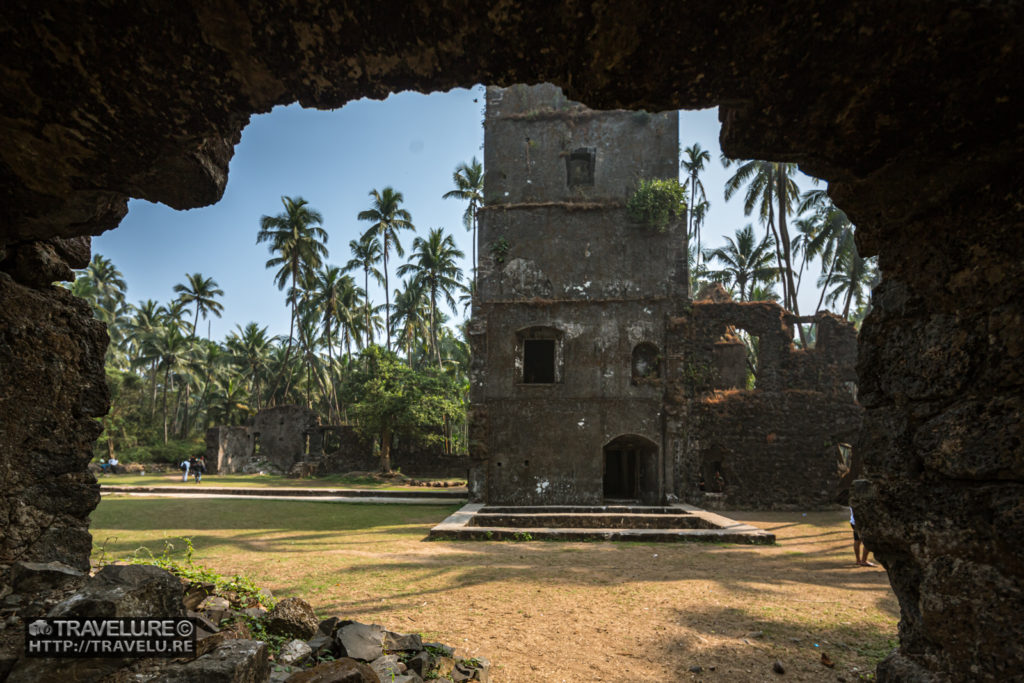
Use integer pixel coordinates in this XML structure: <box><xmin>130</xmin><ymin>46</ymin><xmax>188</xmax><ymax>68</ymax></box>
<box><xmin>28</xmin><ymin>620</ymin><xmax>52</xmax><ymax>636</ymax></box>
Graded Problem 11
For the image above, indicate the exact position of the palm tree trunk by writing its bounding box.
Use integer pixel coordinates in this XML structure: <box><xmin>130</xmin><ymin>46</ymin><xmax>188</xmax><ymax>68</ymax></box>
<box><xmin>384</xmin><ymin>240</ymin><xmax>391</xmax><ymax>352</ymax></box>
<box><xmin>162</xmin><ymin>367</ymin><xmax>170</xmax><ymax>445</ymax></box>
<box><xmin>815</xmin><ymin>256</ymin><xmax>840</xmax><ymax>314</ymax></box>
<box><xmin>776</xmin><ymin>173</ymin><xmax>805</xmax><ymax>347</ymax></box>
<box><xmin>471</xmin><ymin>209</ymin><xmax>478</xmax><ymax>293</ymax></box>
<box><xmin>430</xmin><ymin>288</ymin><xmax>442</xmax><ymax>368</ymax></box>
<box><xmin>149</xmin><ymin>360</ymin><xmax>159</xmax><ymax>419</ymax></box>
<box><xmin>842</xmin><ymin>284</ymin><xmax>855</xmax><ymax>319</ymax></box>
<box><xmin>363</xmin><ymin>268</ymin><xmax>371</xmax><ymax>342</ymax></box>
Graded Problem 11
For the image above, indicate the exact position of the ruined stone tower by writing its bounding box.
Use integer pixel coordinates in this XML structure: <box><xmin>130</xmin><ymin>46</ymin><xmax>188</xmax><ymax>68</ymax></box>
<box><xmin>468</xmin><ymin>84</ymin><xmax>684</xmax><ymax>505</ymax></box>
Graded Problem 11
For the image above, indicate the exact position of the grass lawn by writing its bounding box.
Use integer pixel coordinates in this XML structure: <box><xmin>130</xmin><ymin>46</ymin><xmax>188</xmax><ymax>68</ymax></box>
<box><xmin>91</xmin><ymin>498</ymin><xmax>898</xmax><ymax>682</ymax></box>
<box><xmin>98</xmin><ymin>472</ymin><xmax>466</xmax><ymax>491</ymax></box>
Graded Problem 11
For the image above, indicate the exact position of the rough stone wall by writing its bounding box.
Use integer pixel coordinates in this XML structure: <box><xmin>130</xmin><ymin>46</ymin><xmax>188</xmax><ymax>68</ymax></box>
<box><xmin>668</xmin><ymin>303</ymin><xmax>863</xmax><ymax>509</ymax></box>
<box><xmin>853</xmin><ymin>169</ymin><xmax>1024</xmax><ymax>679</ymax></box>
<box><xmin>319</xmin><ymin>429</ymin><xmax>470</xmax><ymax>479</ymax></box>
<box><xmin>0</xmin><ymin>245</ymin><xmax>106</xmax><ymax>572</ymax></box>
<box><xmin>473</xmin><ymin>84</ymin><xmax>680</xmax><ymax>506</ymax></box>
<box><xmin>0</xmin><ymin>3</ymin><xmax>1021</xmax><ymax>680</ymax></box>
<box><xmin>204</xmin><ymin>426</ymin><xmax>255</xmax><ymax>475</ymax></box>
<box><xmin>251</xmin><ymin>405</ymin><xmax>319</xmax><ymax>472</ymax></box>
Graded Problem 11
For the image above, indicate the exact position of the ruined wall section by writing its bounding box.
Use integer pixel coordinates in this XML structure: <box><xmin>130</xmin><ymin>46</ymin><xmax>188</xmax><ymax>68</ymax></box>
<box><xmin>472</xmin><ymin>84</ymin><xmax>680</xmax><ymax>505</ymax></box>
<box><xmin>251</xmin><ymin>405</ymin><xmax>319</xmax><ymax>472</ymax></box>
<box><xmin>0</xmin><ymin>240</ymin><xmax>106</xmax><ymax>572</ymax></box>
<box><xmin>853</xmin><ymin>168</ymin><xmax>1024</xmax><ymax>679</ymax></box>
<box><xmin>668</xmin><ymin>302</ymin><xmax>863</xmax><ymax>508</ymax></box>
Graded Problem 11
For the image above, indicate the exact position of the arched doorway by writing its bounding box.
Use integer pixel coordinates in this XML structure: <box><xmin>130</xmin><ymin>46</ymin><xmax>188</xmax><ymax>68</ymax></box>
<box><xmin>603</xmin><ymin>435</ymin><xmax>658</xmax><ymax>503</ymax></box>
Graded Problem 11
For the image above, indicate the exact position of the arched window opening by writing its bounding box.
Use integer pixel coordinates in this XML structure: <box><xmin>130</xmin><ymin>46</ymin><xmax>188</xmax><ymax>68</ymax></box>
<box><xmin>631</xmin><ymin>342</ymin><xmax>661</xmax><ymax>383</ymax></box>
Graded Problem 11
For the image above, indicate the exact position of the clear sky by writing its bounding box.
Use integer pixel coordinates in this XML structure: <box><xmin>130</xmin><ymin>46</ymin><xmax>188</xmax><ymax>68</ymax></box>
<box><xmin>94</xmin><ymin>85</ymin><xmax>826</xmax><ymax>343</ymax></box>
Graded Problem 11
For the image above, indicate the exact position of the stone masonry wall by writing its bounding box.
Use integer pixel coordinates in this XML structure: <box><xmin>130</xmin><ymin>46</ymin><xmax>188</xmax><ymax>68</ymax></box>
<box><xmin>0</xmin><ymin>241</ymin><xmax>107</xmax><ymax>572</ymax></box>
<box><xmin>669</xmin><ymin>303</ymin><xmax>863</xmax><ymax>509</ymax></box>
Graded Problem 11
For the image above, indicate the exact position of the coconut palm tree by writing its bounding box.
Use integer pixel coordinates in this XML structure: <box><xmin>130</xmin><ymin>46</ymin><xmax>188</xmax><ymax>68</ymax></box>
<box><xmin>151</xmin><ymin>324</ymin><xmax>188</xmax><ymax>444</ymax></box>
<box><xmin>357</xmin><ymin>187</ymin><xmax>414</xmax><ymax>352</ymax></box>
<box><xmin>390</xmin><ymin>279</ymin><xmax>430</xmax><ymax>367</ymax></box>
<box><xmin>723</xmin><ymin>160</ymin><xmax>802</xmax><ymax>313</ymax></box>
<box><xmin>397</xmin><ymin>227</ymin><xmax>465</xmax><ymax>366</ymax></box>
<box><xmin>173</xmin><ymin>273</ymin><xmax>224</xmax><ymax>340</ymax></box>
<box><xmin>257</xmin><ymin>195</ymin><xmax>328</xmax><ymax>395</ymax></box>
<box><xmin>173</xmin><ymin>273</ymin><xmax>224</xmax><ymax>435</ymax></box>
<box><xmin>681</xmin><ymin>143</ymin><xmax>711</xmax><ymax>266</ymax></box>
<box><xmin>226</xmin><ymin>323</ymin><xmax>272</xmax><ymax>411</ymax></box>
<box><xmin>442</xmin><ymin>157</ymin><xmax>484</xmax><ymax>281</ymax></box>
<box><xmin>344</xmin><ymin>234</ymin><xmax>383</xmax><ymax>344</ymax></box>
<box><xmin>704</xmin><ymin>224</ymin><xmax>780</xmax><ymax>301</ymax></box>
<box><xmin>822</xmin><ymin>246</ymin><xmax>877</xmax><ymax>319</ymax></box>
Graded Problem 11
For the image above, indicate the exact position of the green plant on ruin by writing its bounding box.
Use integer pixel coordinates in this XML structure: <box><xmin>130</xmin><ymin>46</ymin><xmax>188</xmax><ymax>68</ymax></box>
<box><xmin>626</xmin><ymin>178</ymin><xmax>686</xmax><ymax>232</ymax></box>
<box><xmin>681</xmin><ymin>360</ymin><xmax>715</xmax><ymax>388</ymax></box>
<box><xmin>490</xmin><ymin>237</ymin><xmax>511</xmax><ymax>264</ymax></box>
<box><xmin>123</xmin><ymin>536</ymin><xmax>274</xmax><ymax>609</ymax></box>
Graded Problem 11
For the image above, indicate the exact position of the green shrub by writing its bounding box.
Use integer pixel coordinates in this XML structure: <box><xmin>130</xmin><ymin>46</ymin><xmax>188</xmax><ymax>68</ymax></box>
<box><xmin>626</xmin><ymin>178</ymin><xmax>686</xmax><ymax>232</ymax></box>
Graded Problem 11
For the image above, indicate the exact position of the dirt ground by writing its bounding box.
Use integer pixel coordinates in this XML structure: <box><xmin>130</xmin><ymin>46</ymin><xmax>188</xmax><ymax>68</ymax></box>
<box><xmin>257</xmin><ymin>510</ymin><xmax>895</xmax><ymax>681</ymax></box>
<box><xmin>92</xmin><ymin>502</ymin><xmax>897</xmax><ymax>682</ymax></box>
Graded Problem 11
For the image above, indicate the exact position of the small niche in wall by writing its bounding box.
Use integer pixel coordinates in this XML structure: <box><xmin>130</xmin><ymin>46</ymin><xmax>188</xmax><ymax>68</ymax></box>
<box><xmin>631</xmin><ymin>342</ymin><xmax>661</xmax><ymax>383</ymax></box>
<box><xmin>566</xmin><ymin>147</ymin><xmax>595</xmax><ymax>187</ymax></box>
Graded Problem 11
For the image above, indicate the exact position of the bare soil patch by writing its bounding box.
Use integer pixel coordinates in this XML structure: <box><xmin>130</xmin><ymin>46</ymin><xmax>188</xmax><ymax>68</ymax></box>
<box><xmin>92</xmin><ymin>501</ymin><xmax>896</xmax><ymax>682</ymax></box>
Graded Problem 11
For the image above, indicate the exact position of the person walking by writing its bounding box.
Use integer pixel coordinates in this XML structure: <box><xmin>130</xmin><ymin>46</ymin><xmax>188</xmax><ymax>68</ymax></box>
<box><xmin>180</xmin><ymin>458</ymin><xmax>190</xmax><ymax>482</ymax></box>
<box><xmin>850</xmin><ymin>507</ymin><xmax>877</xmax><ymax>567</ymax></box>
<box><xmin>191</xmin><ymin>456</ymin><xmax>205</xmax><ymax>483</ymax></box>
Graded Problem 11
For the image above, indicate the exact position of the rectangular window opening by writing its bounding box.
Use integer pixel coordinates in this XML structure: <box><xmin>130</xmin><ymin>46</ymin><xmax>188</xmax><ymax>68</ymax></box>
<box><xmin>523</xmin><ymin>339</ymin><xmax>556</xmax><ymax>384</ymax></box>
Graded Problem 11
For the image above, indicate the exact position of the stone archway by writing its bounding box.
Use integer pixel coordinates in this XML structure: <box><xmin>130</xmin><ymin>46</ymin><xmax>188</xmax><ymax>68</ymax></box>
<box><xmin>602</xmin><ymin>434</ymin><xmax>659</xmax><ymax>503</ymax></box>
<box><xmin>1</xmin><ymin>4</ymin><xmax>1021</xmax><ymax>680</ymax></box>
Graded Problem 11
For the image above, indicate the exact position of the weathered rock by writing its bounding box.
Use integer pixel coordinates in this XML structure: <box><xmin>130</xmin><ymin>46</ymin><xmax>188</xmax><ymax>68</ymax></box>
<box><xmin>452</xmin><ymin>658</ymin><xmax>490</xmax><ymax>683</ymax></box>
<box><xmin>183</xmin><ymin>581</ymin><xmax>217</xmax><ymax>610</ymax></box>
<box><xmin>150</xmin><ymin>639</ymin><xmax>269</xmax><ymax>682</ymax></box>
<box><xmin>336</xmin><ymin>622</ymin><xmax>385</xmax><ymax>662</ymax></box>
<box><xmin>369</xmin><ymin>654</ymin><xmax>403</xmax><ymax>679</ymax></box>
<box><xmin>306</xmin><ymin>631</ymin><xmax>334</xmax><ymax>658</ymax></box>
<box><xmin>284</xmin><ymin>657</ymin><xmax>380</xmax><ymax>682</ymax></box>
<box><xmin>197</xmin><ymin>618</ymin><xmax>253</xmax><ymax>657</ymax></box>
<box><xmin>392</xmin><ymin>675</ymin><xmax>424</xmax><ymax>683</ymax></box>
<box><xmin>384</xmin><ymin>629</ymin><xmax>423</xmax><ymax>652</ymax></box>
<box><xmin>50</xmin><ymin>564</ymin><xmax>184</xmax><ymax>619</ymax></box>
<box><xmin>431</xmin><ymin>657</ymin><xmax>456</xmax><ymax>679</ymax></box>
<box><xmin>189</xmin><ymin>609</ymin><xmax>221</xmax><ymax>633</ymax></box>
<box><xmin>279</xmin><ymin>639</ymin><xmax>313</xmax><ymax>665</ymax></box>
<box><xmin>266</xmin><ymin>597</ymin><xmax>318</xmax><ymax>640</ymax></box>
<box><xmin>199</xmin><ymin>595</ymin><xmax>232</xmax><ymax>623</ymax></box>
<box><xmin>9</xmin><ymin>561</ymin><xmax>84</xmax><ymax>593</ymax></box>
<box><xmin>405</xmin><ymin>651</ymin><xmax>431</xmax><ymax>677</ymax></box>
<box><xmin>0</xmin><ymin>274</ymin><xmax>107</xmax><ymax>573</ymax></box>
<box><xmin>424</xmin><ymin>642</ymin><xmax>455</xmax><ymax>658</ymax></box>
<box><xmin>318</xmin><ymin>616</ymin><xmax>340</xmax><ymax>636</ymax></box>
<box><xmin>6</xmin><ymin>655</ymin><xmax>130</xmax><ymax>683</ymax></box>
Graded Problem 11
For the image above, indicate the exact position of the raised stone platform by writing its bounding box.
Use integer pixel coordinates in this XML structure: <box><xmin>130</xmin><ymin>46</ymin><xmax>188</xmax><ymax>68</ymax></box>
<box><xmin>429</xmin><ymin>503</ymin><xmax>775</xmax><ymax>544</ymax></box>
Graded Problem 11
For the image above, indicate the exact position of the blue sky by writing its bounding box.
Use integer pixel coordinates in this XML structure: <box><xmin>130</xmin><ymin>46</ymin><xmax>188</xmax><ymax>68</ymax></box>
<box><xmin>94</xmin><ymin>85</ymin><xmax>825</xmax><ymax>343</ymax></box>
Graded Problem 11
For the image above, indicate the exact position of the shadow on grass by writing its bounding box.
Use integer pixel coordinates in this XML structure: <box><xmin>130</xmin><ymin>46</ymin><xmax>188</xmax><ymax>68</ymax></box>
<box><xmin>653</xmin><ymin>602</ymin><xmax>897</xmax><ymax>679</ymax></box>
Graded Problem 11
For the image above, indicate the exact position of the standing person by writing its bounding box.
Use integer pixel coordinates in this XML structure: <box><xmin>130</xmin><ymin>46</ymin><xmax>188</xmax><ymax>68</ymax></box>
<box><xmin>108</xmin><ymin>456</ymin><xmax>119</xmax><ymax>475</ymax></box>
<box><xmin>850</xmin><ymin>507</ymin><xmax>877</xmax><ymax>567</ymax></box>
<box><xmin>192</xmin><ymin>456</ymin><xmax>205</xmax><ymax>483</ymax></box>
<box><xmin>180</xmin><ymin>458</ymin><xmax>190</xmax><ymax>482</ymax></box>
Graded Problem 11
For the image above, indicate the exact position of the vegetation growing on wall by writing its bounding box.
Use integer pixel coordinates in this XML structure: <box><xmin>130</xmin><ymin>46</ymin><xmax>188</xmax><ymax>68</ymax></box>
<box><xmin>626</xmin><ymin>178</ymin><xmax>687</xmax><ymax>232</ymax></box>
